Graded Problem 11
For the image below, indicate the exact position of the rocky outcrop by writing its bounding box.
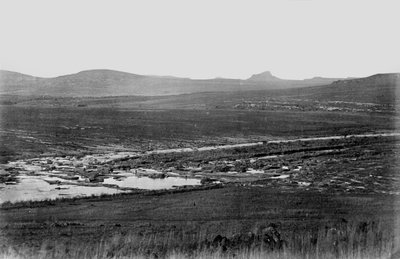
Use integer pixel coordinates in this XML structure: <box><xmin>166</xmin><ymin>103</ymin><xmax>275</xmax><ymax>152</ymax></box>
<box><xmin>204</xmin><ymin>223</ymin><xmax>286</xmax><ymax>252</ymax></box>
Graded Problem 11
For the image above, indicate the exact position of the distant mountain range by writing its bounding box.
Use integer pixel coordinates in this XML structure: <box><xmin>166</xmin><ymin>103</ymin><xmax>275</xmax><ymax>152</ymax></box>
<box><xmin>0</xmin><ymin>69</ymin><xmax>397</xmax><ymax>97</ymax></box>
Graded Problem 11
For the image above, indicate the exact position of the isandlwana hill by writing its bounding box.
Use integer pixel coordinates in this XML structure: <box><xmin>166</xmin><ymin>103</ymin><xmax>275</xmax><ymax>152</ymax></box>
<box><xmin>0</xmin><ymin>69</ymin><xmax>355</xmax><ymax>97</ymax></box>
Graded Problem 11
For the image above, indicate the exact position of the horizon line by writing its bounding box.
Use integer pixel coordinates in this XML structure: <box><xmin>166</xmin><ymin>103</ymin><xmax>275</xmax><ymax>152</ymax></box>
<box><xmin>1</xmin><ymin>68</ymin><xmax>399</xmax><ymax>81</ymax></box>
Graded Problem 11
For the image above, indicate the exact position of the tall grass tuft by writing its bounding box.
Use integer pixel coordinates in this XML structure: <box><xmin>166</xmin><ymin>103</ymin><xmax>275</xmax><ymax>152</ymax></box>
<box><xmin>1</xmin><ymin>219</ymin><xmax>398</xmax><ymax>259</ymax></box>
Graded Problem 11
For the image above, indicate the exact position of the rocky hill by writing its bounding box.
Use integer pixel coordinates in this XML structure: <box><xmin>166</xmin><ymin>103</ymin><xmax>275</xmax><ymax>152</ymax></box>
<box><xmin>0</xmin><ymin>69</ymin><xmax>346</xmax><ymax>97</ymax></box>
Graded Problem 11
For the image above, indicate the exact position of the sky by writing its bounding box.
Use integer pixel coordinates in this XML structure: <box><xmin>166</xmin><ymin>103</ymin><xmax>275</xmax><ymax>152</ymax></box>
<box><xmin>0</xmin><ymin>0</ymin><xmax>399</xmax><ymax>80</ymax></box>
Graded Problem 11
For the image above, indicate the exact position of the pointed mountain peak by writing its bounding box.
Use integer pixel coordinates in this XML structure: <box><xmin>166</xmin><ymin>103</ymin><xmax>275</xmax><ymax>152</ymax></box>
<box><xmin>247</xmin><ymin>71</ymin><xmax>282</xmax><ymax>81</ymax></box>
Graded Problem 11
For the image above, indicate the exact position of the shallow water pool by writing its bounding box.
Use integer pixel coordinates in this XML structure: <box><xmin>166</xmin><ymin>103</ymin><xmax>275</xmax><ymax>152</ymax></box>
<box><xmin>0</xmin><ymin>175</ymin><xmax>124</xmax><ymax>203</ymax></box>
<box><xmin>104</xmin><ymin>175</ymin><xmax>201</xmax><ymax>190</ymax></box>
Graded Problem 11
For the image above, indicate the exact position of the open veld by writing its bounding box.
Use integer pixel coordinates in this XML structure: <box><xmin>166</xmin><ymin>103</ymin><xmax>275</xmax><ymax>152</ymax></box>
<box><xmin>1</xmin><ymin>71</ymin><xmax>400</xmax><ymax>258</ymax></box>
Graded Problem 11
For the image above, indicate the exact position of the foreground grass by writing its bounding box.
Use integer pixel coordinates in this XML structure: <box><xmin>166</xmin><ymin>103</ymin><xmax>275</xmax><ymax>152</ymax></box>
<box><xmin>1</xmin><ymin>219</ymin><xmax>398</xmax><ymax>259</ymax></box>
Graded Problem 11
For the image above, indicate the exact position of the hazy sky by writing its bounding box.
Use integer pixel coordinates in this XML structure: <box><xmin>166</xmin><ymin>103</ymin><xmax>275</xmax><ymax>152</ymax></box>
<box><xmin>1</xmin><ymin>0</ymin><xmax>399</xmax><ymax>79</ymax></box>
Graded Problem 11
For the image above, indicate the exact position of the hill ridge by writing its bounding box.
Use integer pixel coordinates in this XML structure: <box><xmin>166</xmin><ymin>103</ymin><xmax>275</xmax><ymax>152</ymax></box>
<box><xmin>1</xmin><ymin>69</ymin><xmax>398</xmax><ymax>97</ymax></box>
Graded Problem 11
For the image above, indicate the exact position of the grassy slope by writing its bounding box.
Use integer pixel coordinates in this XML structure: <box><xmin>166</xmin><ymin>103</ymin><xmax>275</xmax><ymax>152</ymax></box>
<box><xmin>1</xmin><ymin>186</ymin><xmax>399</xmax><ymax>258</ymax></box>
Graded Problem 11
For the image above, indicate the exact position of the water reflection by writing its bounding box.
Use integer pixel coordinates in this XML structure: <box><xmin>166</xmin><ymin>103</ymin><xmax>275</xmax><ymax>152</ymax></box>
<box><xmin>0</xmin><ymin>174</ymin><xmax>201</xmax><ymax>204</ymax></box>
<box><xmin>104</xmin><ymin>175</ymin><xmax>200</xmax><ymax>190</ymax></box>
<box><xmin>0</xmin><ymin>176</ymin><xmax>123</xmax><ymax>203</ymax></box>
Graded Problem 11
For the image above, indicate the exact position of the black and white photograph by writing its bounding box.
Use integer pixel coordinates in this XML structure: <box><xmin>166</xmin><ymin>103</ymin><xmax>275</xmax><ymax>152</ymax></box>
<box><xmin>1</xmin><ymin>0</ymin><xmax>400</xmax><ymax>258</ymax></box>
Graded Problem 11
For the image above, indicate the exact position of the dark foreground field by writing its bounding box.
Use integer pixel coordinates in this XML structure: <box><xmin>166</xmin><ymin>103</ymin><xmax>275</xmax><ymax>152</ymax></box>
<box><xmin>1</xmin><ymin>186</ymin><xmax>399</xmax><ymax>258</ymax></box>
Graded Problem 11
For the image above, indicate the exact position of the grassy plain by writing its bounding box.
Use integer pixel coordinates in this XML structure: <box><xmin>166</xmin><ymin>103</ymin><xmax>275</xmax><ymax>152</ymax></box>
<box><xmin>1</xmin><ymin>102</ymin><xmax>396</xmax><ymax>163</ymax></box>
<box><xmin>1</xmin><ymin>87</ymin><xmax>400</xmax><ymax>258</ymax></box>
